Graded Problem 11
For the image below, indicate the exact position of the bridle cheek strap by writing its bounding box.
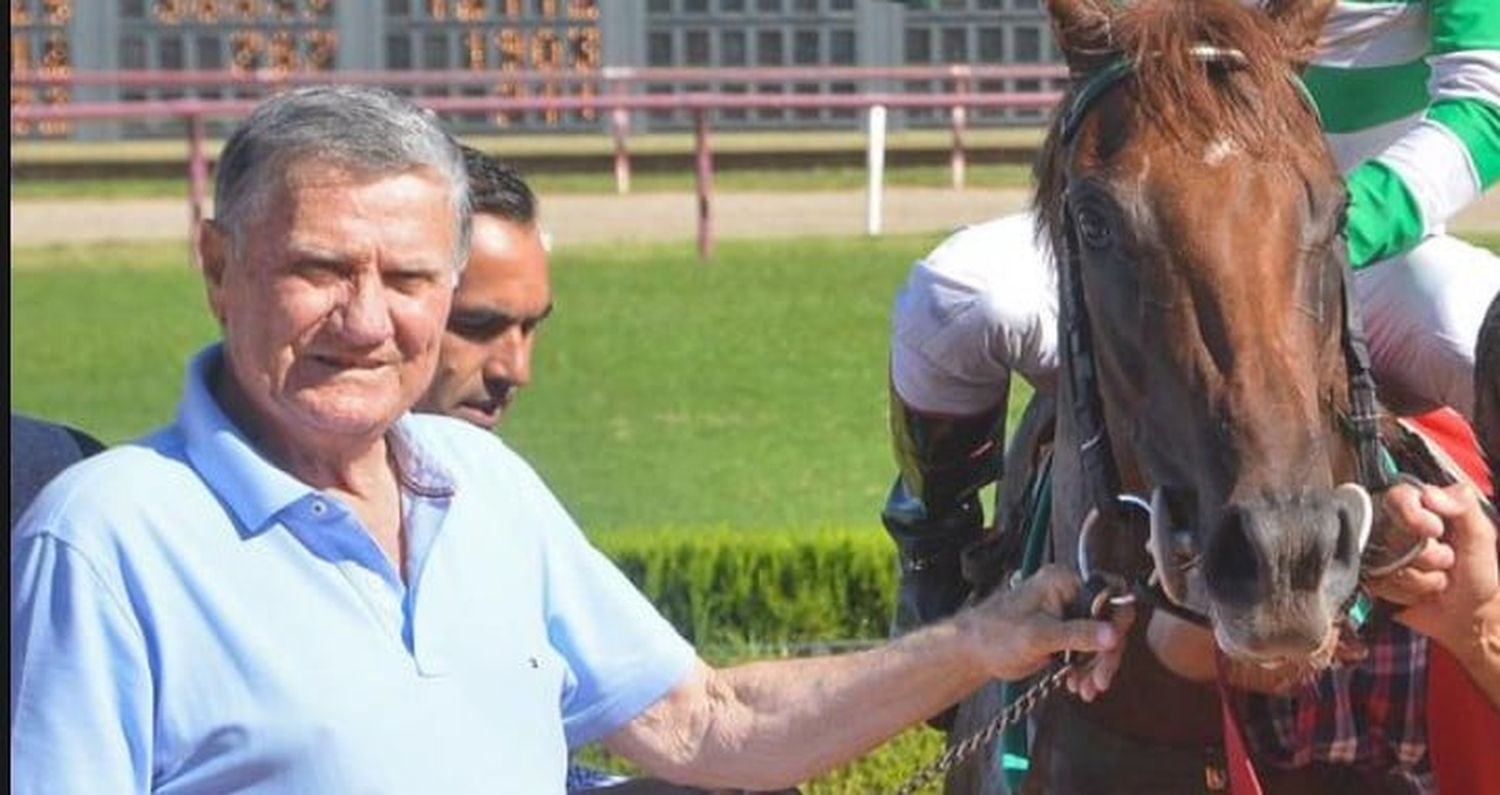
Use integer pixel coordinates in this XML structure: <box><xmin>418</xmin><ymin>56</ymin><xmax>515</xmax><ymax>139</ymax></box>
<box><xmin>1059</xmin><ymin>207</ymin><xmax>1126</xmax><ymax>528</ymax></box>
<box><xmin>1335</xmin><ymin>245</ymin><xmax>1393</xmax><ymax>492</ymax></box>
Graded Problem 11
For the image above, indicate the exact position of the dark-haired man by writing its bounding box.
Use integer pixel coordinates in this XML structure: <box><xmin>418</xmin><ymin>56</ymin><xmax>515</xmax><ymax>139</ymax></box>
<box><xmin>417</xmin><ymin>144</ymin><xmax>551</xmax><ymax>428</ymax></box>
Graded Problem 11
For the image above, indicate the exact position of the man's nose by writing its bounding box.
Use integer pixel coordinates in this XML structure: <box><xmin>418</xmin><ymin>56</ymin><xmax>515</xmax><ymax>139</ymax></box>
<box><xmin>339</xmin><ymin>277</ymin><xmax>395</xmax><ymax>344</ymax></box>
<box><xmin>484</xmin><ymin>330</ymin><xmax>534</xmax><ymax>386</ymax></box>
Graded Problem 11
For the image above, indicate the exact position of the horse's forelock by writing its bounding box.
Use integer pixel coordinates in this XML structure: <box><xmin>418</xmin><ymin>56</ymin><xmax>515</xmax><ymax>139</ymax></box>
<box><xmin>1034</xmin><ymin>0</ymin><xmax>1317</xmax><ymax>255</ymax></box>
<box><xmin>1119</xmin><ymin>0</ymin><xmax>1308</xmax><ymax>148</ymax></box>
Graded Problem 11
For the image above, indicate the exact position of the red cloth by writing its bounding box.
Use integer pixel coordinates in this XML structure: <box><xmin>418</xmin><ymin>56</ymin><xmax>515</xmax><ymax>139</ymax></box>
<box><xmin>1409</xmin><ymin>408</ymin><xmax>1493</xmax><ymax>496</ymax></box>
<box><xmin>1219</xmin><ymin>674</ymin><xmax>1265</xmax><ymax>795</ymax></box>
<box><xmin>1405</xmin><ymin>408</ymin><xmax>1500</xmax><ymax>795</ymax></box>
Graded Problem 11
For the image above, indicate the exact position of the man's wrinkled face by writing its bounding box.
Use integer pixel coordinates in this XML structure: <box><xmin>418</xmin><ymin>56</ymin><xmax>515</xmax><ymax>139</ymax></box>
<box><xmin>201</xmin><ymin>162</ymin><xmax>457</xmax><ymax>448</ymax></box>
<box><xmin>417</xmin><ymin>213</ymin><xmax>551</xmax><ymax>430</ymax></box>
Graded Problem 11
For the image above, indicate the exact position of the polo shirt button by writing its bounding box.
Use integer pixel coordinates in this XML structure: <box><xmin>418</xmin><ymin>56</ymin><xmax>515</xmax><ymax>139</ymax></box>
<box><xmin>311</xmin><ymin>500</ymin><xmax>327</xmax><ymax>516</ymax></box>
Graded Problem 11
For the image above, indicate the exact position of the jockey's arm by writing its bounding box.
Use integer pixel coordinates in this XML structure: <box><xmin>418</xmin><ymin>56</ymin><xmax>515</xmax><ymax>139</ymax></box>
<box><xmin>1334</xmin><ymin>0</ymin><xmax>1500</xmax><ymax>268</ymax></box>
<box><xmin>599</xmin><ymin>566</ymin><xmax>1127</xmax><ymax>790</ymax></box>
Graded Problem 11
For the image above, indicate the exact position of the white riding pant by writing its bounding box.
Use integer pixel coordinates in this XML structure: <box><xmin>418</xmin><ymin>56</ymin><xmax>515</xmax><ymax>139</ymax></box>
<box><xmin>890</xmin><ymin>211</ymin><xmax>1500</xmax><ymax>420</ymax></box>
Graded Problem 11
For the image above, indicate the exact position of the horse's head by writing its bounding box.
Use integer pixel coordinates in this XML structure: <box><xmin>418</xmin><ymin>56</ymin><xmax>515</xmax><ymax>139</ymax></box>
<box><xmin>1039</xmin><ymin>0</ymin><xmax>1372</xmax><ymax>670</ymax></box>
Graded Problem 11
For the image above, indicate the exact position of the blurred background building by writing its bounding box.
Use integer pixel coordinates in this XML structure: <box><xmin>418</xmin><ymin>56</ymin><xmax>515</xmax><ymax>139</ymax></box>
<box><xmin>11</xmin><ymin>0</ymin><xmax>1063</xmax><ymax>139</ymax></box>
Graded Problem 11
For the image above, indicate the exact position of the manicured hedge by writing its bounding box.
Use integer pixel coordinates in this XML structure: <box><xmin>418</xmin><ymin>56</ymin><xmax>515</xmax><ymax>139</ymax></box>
<box><xmin>590</xmin><ymin>526</ymin><xmax>898</xmax><ymax>651</ymax></box>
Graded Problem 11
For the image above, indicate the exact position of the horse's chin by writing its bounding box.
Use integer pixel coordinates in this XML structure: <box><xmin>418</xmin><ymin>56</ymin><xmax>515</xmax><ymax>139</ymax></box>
<box><xmin>1215</xmin><ymin>624</ymin><xmax>1343</xmax><ymax>695</ymax></box>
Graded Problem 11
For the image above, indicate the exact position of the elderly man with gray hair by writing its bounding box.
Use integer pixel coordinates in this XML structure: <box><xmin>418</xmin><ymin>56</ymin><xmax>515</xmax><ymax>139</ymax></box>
<box><xmin>10</xmin><ymin>86</ymin><xmax>1127</xmax><ymax>793</ymax></box>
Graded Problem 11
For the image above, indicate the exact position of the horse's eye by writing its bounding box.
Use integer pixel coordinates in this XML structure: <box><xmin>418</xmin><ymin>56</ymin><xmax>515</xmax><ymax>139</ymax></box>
<box><xmin>1076</xmin><ymin>207</ymin><xmax>1113</xmax><ymax>250</ymax></box>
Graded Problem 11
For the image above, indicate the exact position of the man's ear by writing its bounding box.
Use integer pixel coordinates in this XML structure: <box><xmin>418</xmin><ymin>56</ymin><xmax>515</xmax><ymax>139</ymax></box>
<box><xmin>196</xmin><ymin>219</ymin><xmax>230</xmax><ymax>326</ymax></box>
<box><xmin>1046</xmin><ymin>0</ymin><xmax>1116</xmax><ymax>74</ymax></box>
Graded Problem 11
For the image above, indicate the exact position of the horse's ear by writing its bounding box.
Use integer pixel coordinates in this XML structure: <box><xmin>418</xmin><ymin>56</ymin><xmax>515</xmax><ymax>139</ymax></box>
<box><xmin>1262</xmin><ymin>0</ymin><xmax>1334</xmax><ymax>63</ymax></box>
<box><xmin>1046</xmin><ymin>0</ymin><xmax>1116</xmax><ymax>74</ymax></box>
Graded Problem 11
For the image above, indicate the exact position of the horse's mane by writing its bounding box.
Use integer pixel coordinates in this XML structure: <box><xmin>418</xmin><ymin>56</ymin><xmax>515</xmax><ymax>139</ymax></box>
<box><xmin>1034</xmin><ymin>0</ymin><xmax>1321</xmax><ymax>255</ymax></box>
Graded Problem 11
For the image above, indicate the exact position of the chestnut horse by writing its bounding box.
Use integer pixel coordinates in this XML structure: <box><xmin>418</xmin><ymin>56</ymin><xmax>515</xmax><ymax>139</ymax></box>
<box><xmin>941</xmin><ymin>0</ymin><xmax>1442</xmax><ymax>792</ymax></box>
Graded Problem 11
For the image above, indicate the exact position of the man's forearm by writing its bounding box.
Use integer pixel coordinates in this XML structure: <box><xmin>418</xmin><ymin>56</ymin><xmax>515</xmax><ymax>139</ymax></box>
<box><xmin>1443</xmin><ymin>594</ymin><xmax>1500</xmax><ymax>708</ymax></box>
<box><xmin>606</xmin><ymin>565</ymin><xmax>1116</xmax><ymax>789</ymax></box>
<box><xmin>609</xmin><ymin>620</ymin><xmax>987</xmax><ymax>790</ymax></box>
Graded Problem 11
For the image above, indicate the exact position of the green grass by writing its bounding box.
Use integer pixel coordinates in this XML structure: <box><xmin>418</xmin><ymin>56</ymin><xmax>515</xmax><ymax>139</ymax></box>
<box><xmin>8</xmin><ymin>162</ymin><xmax>1035</xmax><ymax>200</ymax></box>
<box><xmin>505</xmin><ymin>233</ymin><xmax>1042</xmax><ymax>530</ymax></box>
<box><xmin>13</xmin><ymin>233</ymin><xmax>1033</xmax><ymax>532</ymax></box>
<box><xmin>20</xmin><ymin>233</ymin><xmax>1496</xmax><ymax>530</ymax></box>
<box><xmin>11</xmin><ymin>242</ymin><xmax>217</xmax><ymax>443</ymax></box>
<box><xmin>1468</xmin><ymin>233</ymin><xmax>1500</xmax><ymax>251</ymax></box>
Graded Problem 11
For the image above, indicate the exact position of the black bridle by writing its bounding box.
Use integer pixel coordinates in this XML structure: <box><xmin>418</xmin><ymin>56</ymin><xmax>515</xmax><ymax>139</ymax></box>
<box><xmin>1054</xmin><ymin>52</ymin><xmax>1393</xmax><ymax>620</ymax></box>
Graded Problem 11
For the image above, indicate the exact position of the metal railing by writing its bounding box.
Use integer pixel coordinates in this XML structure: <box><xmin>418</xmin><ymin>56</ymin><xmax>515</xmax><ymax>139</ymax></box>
<box><xmin>11</xmin><ymin>66</ymin><xmax>1068</xmax><ymax>257</ymax></box>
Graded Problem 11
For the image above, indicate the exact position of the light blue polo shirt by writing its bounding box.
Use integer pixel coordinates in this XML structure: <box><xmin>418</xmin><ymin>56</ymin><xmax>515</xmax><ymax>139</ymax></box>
<box><xmin>10</xmin><ymin>344</ymin><xmax>697</xmax><ymax>793</ymax></box>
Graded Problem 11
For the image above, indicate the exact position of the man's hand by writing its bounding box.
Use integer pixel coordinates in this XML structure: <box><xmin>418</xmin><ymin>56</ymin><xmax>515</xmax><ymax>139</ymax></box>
<box><xmin>954</xmin><ymin>564</ymin><xmax>1131</xmax><ymax>701</ymax></box>
<box><xmin>1377</xmin><ymin>482</ymin><xmax>1499</xmax><ymax>646</ymax></box>
<box><xmin>1366</xmin><ymin>482</ymin><xmax>1461</xmax><ymax>606</ymax></box>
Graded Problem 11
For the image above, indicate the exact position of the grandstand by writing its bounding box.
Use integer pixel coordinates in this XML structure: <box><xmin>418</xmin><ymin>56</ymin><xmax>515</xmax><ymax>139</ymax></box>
<box><xmin>11</xmin><ymin>0</ymin><xmax>1063</xmax><ymax>139</ymax></box>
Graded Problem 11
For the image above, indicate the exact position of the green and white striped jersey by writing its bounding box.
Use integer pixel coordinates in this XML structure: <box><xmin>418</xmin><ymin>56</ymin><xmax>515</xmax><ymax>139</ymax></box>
<box><xmin>1301</xmin><ymin>0</ymin><xmax>1500</xmax><ymax>267</ymax></box>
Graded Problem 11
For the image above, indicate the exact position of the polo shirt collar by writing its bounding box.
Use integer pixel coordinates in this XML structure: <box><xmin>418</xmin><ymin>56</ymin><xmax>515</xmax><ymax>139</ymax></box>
<box><xmin>388</xmin><ymin>420</ymin><xmax>458</xmax><ymax>499</ymax></box>
<box><xmin>177</xmin><ymin>344</ymin><xmax>459</xmax><ymax>536</ymax></box>
<box><xmin>178</xmin><ymin>344</ymin><xmax>318</xmax><ymax>537</ymax></box>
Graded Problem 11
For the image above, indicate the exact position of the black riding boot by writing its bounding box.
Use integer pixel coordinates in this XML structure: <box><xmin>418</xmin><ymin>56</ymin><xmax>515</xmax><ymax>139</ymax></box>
<box><xmin>881</xmin><ymin>395</ymin><xmax>1007</xmax><ymax>636</ymax></box>
<box><xmin>882</xmin><ymin>480</ymin><xmax>986</xmax><ymax>634</ymax></box>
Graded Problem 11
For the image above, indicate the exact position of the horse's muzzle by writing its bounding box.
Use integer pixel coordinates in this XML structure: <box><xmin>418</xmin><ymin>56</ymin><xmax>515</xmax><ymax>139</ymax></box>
<box><xmin>1148</xmin><ymin>482</ymin><xmax>1372</xmax><ymax>662</ymax></box>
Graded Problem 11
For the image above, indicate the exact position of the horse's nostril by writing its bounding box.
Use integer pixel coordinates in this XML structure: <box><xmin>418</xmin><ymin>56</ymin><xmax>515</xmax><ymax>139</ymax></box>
<box><xmin>1205</xmin><ymin>509</ymin><xmax>1263</xmax><ymax>606</ymax></box>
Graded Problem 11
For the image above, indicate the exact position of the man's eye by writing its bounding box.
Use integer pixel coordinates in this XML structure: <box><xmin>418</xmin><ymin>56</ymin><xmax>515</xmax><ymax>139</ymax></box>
<box><xmin>387</xmin><ymin>271</ymin><xmax>438</xmax><ymax>293</ymax></box>
<box><xmin>449</xmin><ymin>315</ymin><xmax>509</xmax><ymax>338</ymax></box>
<box><xmin>291</xmin><ymin>260</ymin><xmax>343</xmax><ymax>282</ymax></box>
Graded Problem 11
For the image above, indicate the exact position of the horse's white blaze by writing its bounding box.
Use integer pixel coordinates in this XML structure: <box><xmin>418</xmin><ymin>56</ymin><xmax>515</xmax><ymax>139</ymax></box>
<box><xmin>1203</xmin><ymin>136</ymin><xmax>1243</xmax><ymax>166</ymax></box>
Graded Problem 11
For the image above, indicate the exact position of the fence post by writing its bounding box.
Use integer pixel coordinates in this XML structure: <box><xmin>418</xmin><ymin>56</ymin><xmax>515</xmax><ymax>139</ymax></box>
<box><xmin>187</xmin><ymin>111</ymin><xmax>208</xmax><ymax>233</ymax></box>
<box><xmin>866</xmin><ymin>103</ymin><xmax>887</xmax><ymax>237</ymax></box>
<box><xmin>950</xmin><ymin>66</ymin><xmax>969</xmax><ymax>191</ymax></box>
<box><xmin>608</xmin><ymin>69</ymin><xmax>632</xmax><ymax>195</ymax></box>
<box><xmin>694</xmin><ymin>107</ymin><xmax>713</xmax><ymax>260</ymax></box>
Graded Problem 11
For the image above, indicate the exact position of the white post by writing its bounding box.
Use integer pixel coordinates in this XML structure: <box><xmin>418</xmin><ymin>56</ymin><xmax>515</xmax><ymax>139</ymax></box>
<box><xmin>866</xmin><ymin>104</ymin><xmax>888</xmax><ymax>237</ymax></box>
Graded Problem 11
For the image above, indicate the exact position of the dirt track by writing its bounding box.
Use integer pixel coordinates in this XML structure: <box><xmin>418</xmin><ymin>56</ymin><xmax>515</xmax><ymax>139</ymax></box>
<box><xmin>12</xmin><ymin>187</ymin><xmax>1500</xmax><ymax>249</ymax></box>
